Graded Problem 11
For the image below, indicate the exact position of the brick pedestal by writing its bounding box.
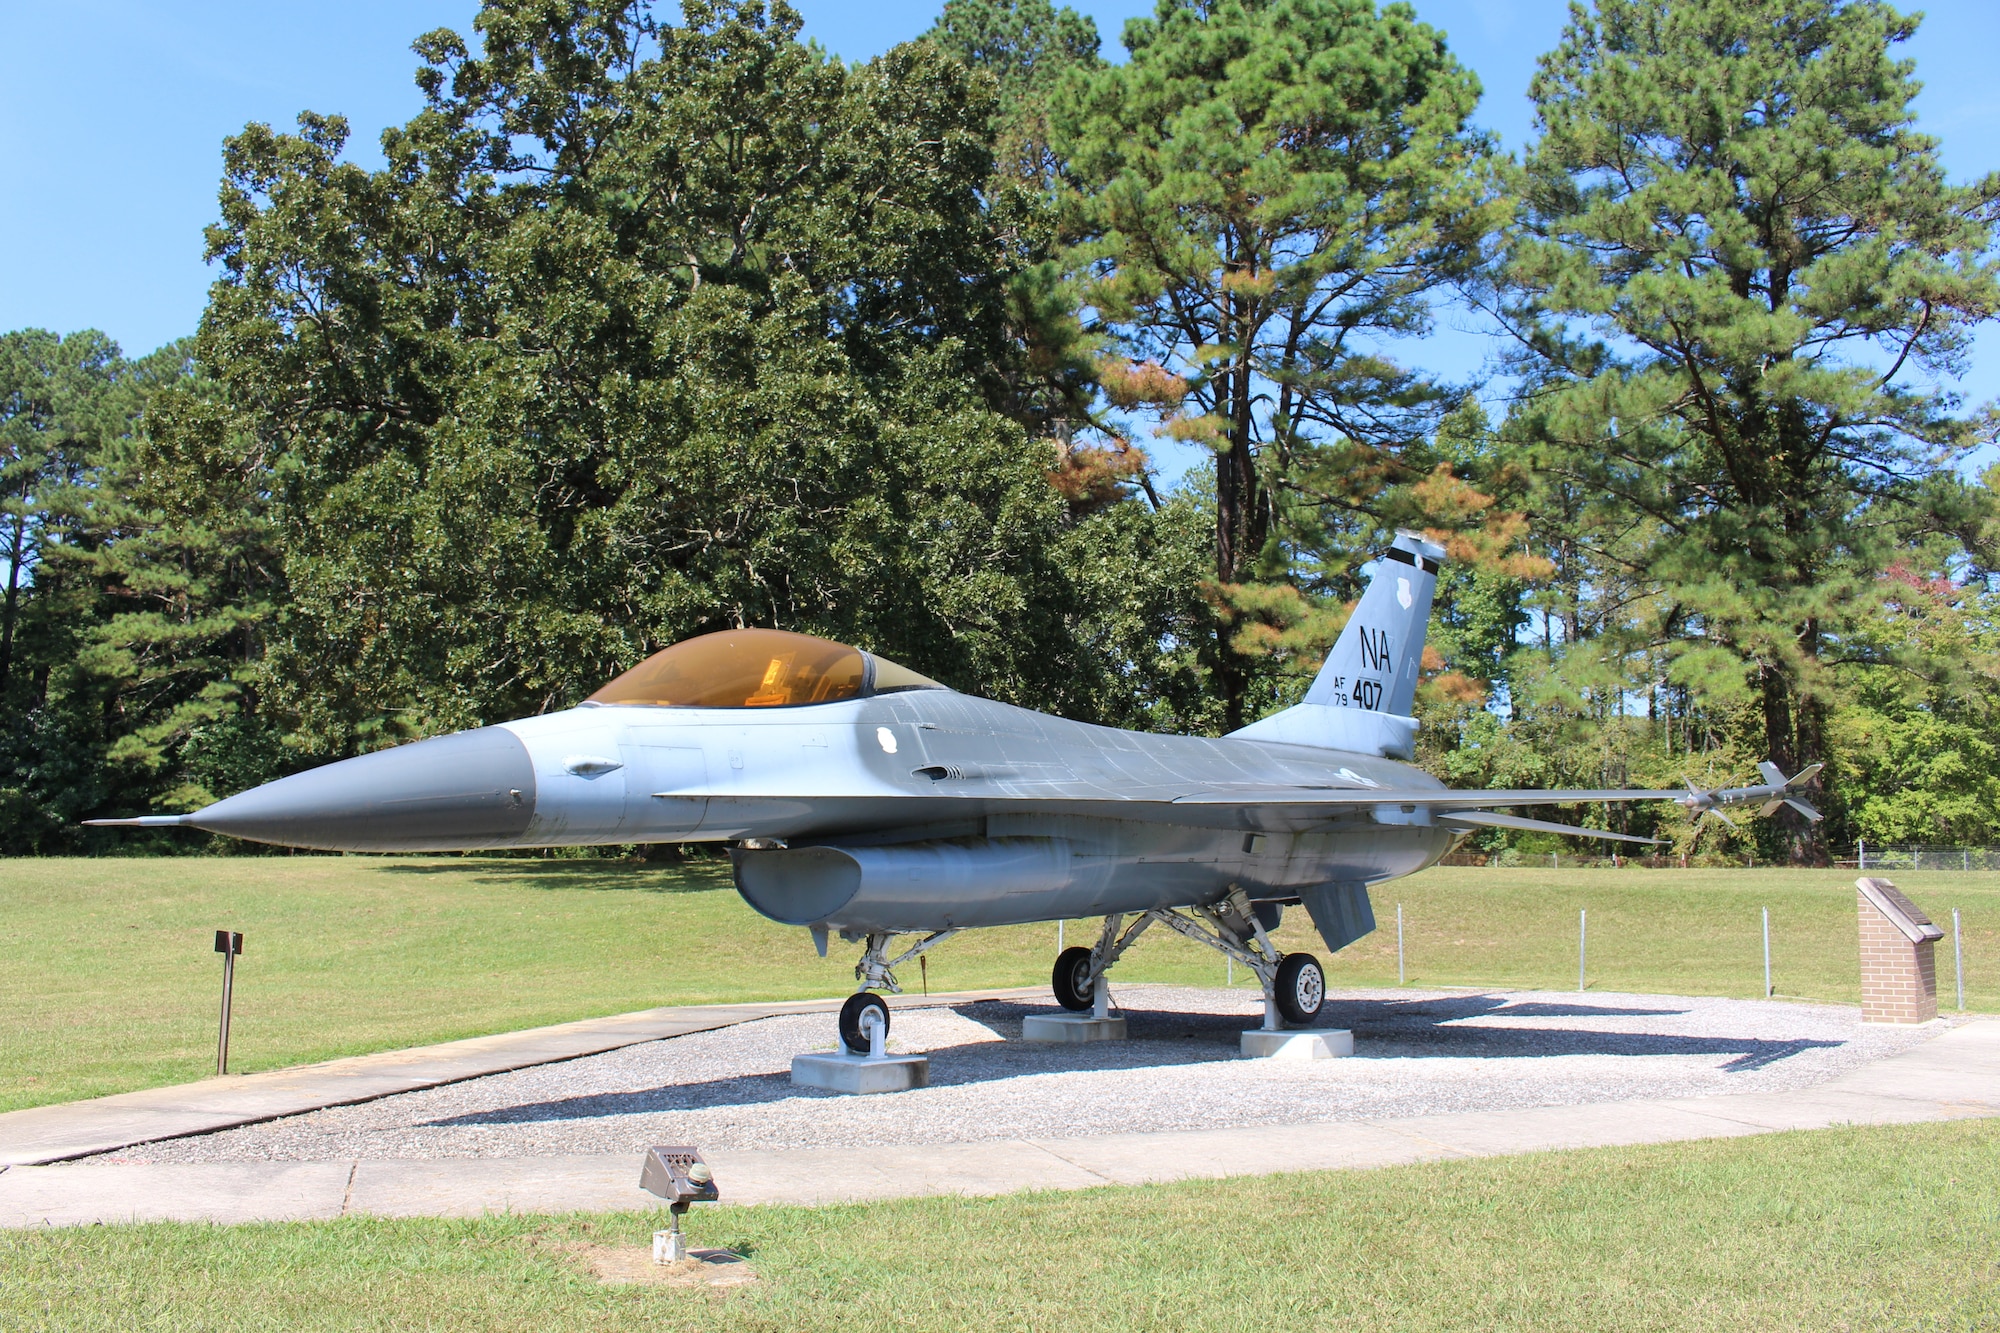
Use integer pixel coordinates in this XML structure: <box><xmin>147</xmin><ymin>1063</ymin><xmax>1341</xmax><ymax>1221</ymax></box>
<box><xmin>1856</xmin><ymin>877</ymin><xmax>1945</xmax><ymax>1024</ymax></box>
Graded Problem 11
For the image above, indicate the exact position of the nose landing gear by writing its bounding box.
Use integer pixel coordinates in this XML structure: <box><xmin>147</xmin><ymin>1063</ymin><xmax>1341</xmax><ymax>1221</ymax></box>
<box><xmin>792</xmin><ymin>928</ymin><xmax>958</xmax><ymax>1094</ymax></box>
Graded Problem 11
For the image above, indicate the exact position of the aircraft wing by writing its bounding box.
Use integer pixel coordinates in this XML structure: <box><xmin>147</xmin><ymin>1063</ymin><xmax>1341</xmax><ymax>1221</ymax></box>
<box><xmin>1434</xmin><ymin>809</ymin><xmax>1662</xmax><ymax>845</ymax></box>
<box><xmin>1168</xmin><ymin>786</ymin><xmax>1690</xmax><ymax>808</ymax></box>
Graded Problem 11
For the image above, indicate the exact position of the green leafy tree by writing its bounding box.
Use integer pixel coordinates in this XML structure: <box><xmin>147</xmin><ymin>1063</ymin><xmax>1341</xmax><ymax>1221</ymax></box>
<box><xmin>1824</xmin><ymin>552</ymin><xmax>2000</xmax><ymax>848</ymax></box>
<box><xmin>925</xmin><ymin>0</ymin><xmax>1100</xmax><ymax>117</ymax></box>
<box><xmin>1049</xmin><ymin>0</ymin><xmax>1507</xmax><ymax>726</ymax></box>
<box><xmin>1507</xmin><ymin>0</ymin><xmax>2000</xmax><ymax>861</ymax></box>
<box><xmin>169</xmin><ymin>0</ymin><xmax>1197</xmax><ymax>764</ymax></box>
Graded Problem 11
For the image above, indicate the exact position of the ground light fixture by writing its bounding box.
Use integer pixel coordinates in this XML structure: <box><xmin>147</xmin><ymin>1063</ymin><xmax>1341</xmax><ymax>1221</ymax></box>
<box><xmin>640</xmin><ymin>1144</ymin><xmax>719</xmax><ymax>1262</ymax></box>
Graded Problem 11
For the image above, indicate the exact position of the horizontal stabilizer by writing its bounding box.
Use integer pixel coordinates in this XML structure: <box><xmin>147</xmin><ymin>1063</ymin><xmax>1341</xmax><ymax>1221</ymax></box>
<box><xmin>1438</xmin><ymin>809</ymin><xmax>1663</xmax><ymax>845</ymax></box>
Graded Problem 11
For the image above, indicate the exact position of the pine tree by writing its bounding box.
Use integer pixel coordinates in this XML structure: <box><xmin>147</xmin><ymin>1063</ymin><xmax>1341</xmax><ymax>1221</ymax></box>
<box><xmin>1048</xmin><ymin>0</ymin><xmax>1507</xmax><ymax>726</ymax></box>
<box><xmin>1510</xmin><ymin>0</ymin><xmax>2000</xmax><ymax>861</ymax></box>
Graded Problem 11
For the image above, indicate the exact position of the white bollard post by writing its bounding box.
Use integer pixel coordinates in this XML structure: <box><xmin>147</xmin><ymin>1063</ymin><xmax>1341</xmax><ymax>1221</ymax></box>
<box><xmin>1058</xmin><ymin>920</ymin><xmax>1064</xmax><ymax>951</ymax></box>
<box><xmin>1578</xmin><ymin>909</ymin><xmax>1587</xmax><ymax>993</ymax></box>
<box><xmin>1762</xmin><ymin>906</ymin><xmax>1772</xmax><ymax>998</ymax></box>
<box><xmin>1397</xmin><ymin>902</ymin><xmax>1405</xmax><ymax>986</ymax></box>
<box><xmin>1858</xmin><ymin>839</ymin><xmax>1865</xmax><ymax>872</ymax></box>
<box><xmin>1955</xmin><ymin>907</ymin><xmax>1966</xmax><ymax>1012</ymax></box>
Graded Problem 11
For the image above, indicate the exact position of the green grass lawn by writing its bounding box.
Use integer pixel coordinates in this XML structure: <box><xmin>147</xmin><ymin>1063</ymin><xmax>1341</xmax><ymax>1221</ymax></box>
<box><xmin>4</xmin><ymin>1118</ymin><xmax>1994</xmax><ymax>1332</ymax></box>
<box><xmin>2</xmin><ymin>856</ymin><xmax>1993</xmax><ymax>1112</ymax></box>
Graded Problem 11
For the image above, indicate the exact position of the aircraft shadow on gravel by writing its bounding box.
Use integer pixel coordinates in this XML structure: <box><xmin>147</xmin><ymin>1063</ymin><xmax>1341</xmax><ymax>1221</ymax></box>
<box><xmin>1320</xmin><ymin>994</ymin><xmax>1842</xmax><ymax>1072</ymax></box>
<box><xmin>424</xmin><ymin>997</ymin><xmax>1842</xmax><ymax>1125</ymax></box>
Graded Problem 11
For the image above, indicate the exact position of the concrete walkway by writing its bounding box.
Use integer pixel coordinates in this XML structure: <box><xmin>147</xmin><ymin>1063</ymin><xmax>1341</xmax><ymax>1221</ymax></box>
<box><xmin>0</xmin><ymin>987</ymin><xmax>1044</xmax><ymax>1168</ymax></box>
<box><xmin>0</xmin><ymin>1015</ymin><xmax>1992</xmax><ymax>1228</ymax></box>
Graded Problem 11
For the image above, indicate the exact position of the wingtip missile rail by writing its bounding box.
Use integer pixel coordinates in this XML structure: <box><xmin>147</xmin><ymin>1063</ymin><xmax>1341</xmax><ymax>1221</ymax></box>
<box><xmin>1680</xmin><ymin>763</ymin><xmax>1824</xmax><ymax>826</ymax></box>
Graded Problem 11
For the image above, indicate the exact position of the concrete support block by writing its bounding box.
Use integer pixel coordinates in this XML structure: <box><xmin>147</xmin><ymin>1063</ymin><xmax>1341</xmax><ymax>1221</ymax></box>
<box><xmin>790</xmin><ymin>1052</ymin><xmax>929</xmax><ymax>1095</ymax></box>
<box><xmin>1240</xmin><ymin>1029</ymin><xmax>1353</xmax><ymax>1060</ymax></box>
<box><xmin>1021</xmin><ymin>1014</ymin><xmax>1129</xmax><ymax>1043</ymax></box>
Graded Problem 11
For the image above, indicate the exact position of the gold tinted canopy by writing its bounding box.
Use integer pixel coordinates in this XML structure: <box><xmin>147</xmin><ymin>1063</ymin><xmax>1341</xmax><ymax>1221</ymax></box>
<box><xmin>587</xmin><ymin>628</ymin><xmax>944</xmax><ymax>709</ymax></box>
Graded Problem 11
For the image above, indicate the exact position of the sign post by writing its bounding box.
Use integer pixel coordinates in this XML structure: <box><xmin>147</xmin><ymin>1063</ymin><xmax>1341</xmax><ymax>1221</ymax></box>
<box><xmin>214</xmin><ymin>930</ymin><xmax>244</xmax><ymax>1075</ymax></box>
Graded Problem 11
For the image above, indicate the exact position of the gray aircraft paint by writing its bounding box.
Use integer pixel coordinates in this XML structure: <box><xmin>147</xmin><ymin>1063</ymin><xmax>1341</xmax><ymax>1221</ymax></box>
<box><xmin>88</xmin><ymin>530</ymin><xmax>1815</xmax><ymax>962</ymax></box>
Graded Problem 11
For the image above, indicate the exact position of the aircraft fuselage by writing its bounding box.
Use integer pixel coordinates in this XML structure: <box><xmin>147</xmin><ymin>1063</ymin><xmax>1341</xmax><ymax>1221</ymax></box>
<box><xmin>181</xmin><ymin>687</ymin><xmax>1457</xmax><ymax>935</ymax></box>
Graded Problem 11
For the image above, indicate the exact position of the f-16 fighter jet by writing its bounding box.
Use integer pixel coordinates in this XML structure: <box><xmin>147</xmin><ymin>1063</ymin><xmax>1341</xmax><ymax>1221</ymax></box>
<box><xmin>91</xmin><ymin>532</ymin><xmax>1820</xmax><ymax>1050</ymax></box>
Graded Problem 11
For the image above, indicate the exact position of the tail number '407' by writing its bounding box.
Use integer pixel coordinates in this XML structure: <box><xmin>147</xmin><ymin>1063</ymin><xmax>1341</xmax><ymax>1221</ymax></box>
<box><xmin>1351</xmin><ymin>678</ymin><xmax>1383</xmax><ymax>710</ymax></box>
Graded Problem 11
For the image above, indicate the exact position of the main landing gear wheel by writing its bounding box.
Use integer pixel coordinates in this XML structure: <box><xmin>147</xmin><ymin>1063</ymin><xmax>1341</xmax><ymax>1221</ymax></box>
<box><xmin>1052</xmin><ymin>946</ymin><xmax>1096</xmax><ymax>1011</ymax></box>
<box><xmin>1274</xmin><ymin>952</ymin><xmax>1325</xmax><ymax>1025</ymax></box>
<box><xmin>838</xmin><ymin>992</ymin><xmax>890</xmax><ymax>1054</ymax></box>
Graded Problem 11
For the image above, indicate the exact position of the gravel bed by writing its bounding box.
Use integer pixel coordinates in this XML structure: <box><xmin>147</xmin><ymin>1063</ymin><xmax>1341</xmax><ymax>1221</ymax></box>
<box><xmin>129</xmin><ymin>985</ymin><xmax>1940</xmax><ymax>1163</ymax></box>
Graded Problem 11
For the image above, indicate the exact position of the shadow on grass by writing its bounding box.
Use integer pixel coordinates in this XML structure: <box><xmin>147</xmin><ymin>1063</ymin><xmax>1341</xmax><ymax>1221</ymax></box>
<box><xmin>372</xmin><ymin>859</ymin><xmax>735</xmax><ymax>895</ymax></box>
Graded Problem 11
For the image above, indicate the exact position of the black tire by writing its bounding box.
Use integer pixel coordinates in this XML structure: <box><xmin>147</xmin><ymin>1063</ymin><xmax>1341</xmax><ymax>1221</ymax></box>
<box><xmin>1052</xmin><ymin>945</ymin><xmax>1096</xmax><ymax>1011</ymax></box>
<box><xmin>1274</xmin><ymin>952</ymin><xmax>1325</xmax><ymax>1024</ymax></box>
<box><xmin>838</xmin><ymin>991</ymin><xmax>890</xmax><ymax>1054</ymax></box>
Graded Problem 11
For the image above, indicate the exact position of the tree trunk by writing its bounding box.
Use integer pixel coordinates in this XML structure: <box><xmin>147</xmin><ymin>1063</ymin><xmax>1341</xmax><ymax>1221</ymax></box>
<box><xmin>1758</xmin><ymin>659</ymin><xmax>1826</xmax><ymax>866</ymax></box>
<box><xmin>0</xmin><ymin>507</ymin><xmax>25</xmax><ymax>701</ymax></box>
<box><xmin>1790</xmin><ymin>685</ymin><xmax>1828</xmax><ymax>867</ymax></box>
<box><xmin>1212</xmin><ymin>357</ymin><xmax>1262</xmax><ymax>733</ymax></box>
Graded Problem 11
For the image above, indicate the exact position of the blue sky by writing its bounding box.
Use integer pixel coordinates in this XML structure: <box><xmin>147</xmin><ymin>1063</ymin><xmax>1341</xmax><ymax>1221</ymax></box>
<box><xmin>5</xmin><ymin>0</ymin><xmax>1998</xmax><ymax>437</ymax></box>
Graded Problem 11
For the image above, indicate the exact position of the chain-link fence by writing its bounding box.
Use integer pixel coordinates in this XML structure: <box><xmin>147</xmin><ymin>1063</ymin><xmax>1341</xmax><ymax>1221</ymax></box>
<box><xmin>1439</xmin><ymin>846</ymin><xmax>2000</xmax><ymax>871</ymax></box>
<box><xmin>1839</xmin><ymin>847</ymin><xmax>2000</xmax><ymax>872</ymax></box>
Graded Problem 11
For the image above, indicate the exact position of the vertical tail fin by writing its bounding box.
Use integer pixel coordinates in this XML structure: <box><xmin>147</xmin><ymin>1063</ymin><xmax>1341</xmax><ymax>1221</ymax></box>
<box><xmin>1302</xmin><ymin>530</ymin><xmax>1444</xmax><ymax>717</ymax></box>
<box><xmin>1227</xmin><ymin>530</ymin><xmax>1446</xmax><ymax>759</ymax></box>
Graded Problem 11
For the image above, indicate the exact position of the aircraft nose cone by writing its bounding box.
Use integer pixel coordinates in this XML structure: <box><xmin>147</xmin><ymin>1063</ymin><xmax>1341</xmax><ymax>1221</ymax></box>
<box><xmin>188</xmin><ymin>727</ymin><xmax>537</xmax><ymax>851</ymax></box>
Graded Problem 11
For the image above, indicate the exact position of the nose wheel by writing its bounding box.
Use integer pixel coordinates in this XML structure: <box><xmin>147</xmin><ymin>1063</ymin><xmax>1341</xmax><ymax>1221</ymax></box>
<box><xmin>838</xmin><ymin>991</ymin><xmax>891</xmax><ymax>1055</ymax></box>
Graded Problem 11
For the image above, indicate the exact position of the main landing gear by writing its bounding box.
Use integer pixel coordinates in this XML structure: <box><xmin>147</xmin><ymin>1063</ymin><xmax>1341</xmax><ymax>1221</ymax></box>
<box><xmin>1025</xmin><ymin>914</ymin><xmax>1154</xmax><ymax>1041</ymax></box>
<box><xmin>1045</xmin><ymin>889</ymin><xmax>1349</xmax><ymax>1059</ymax></box>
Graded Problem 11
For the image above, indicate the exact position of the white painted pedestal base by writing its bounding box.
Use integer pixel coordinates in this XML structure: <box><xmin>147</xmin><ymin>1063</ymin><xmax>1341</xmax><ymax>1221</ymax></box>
<box><xmin>1240</xmin><ymin>1029</ymin><xmax>1354</xmax><ymax>1060</ymax></box>
<box><xmin>790</xmin><ymin>1052</ymin><xmax>930</xmax><ymax>1094</ymax></box>
<box><xmin>1021</xmin><ymin>1014</ymin><xmax>1129</xmax><ymax>1043</ymax></box>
